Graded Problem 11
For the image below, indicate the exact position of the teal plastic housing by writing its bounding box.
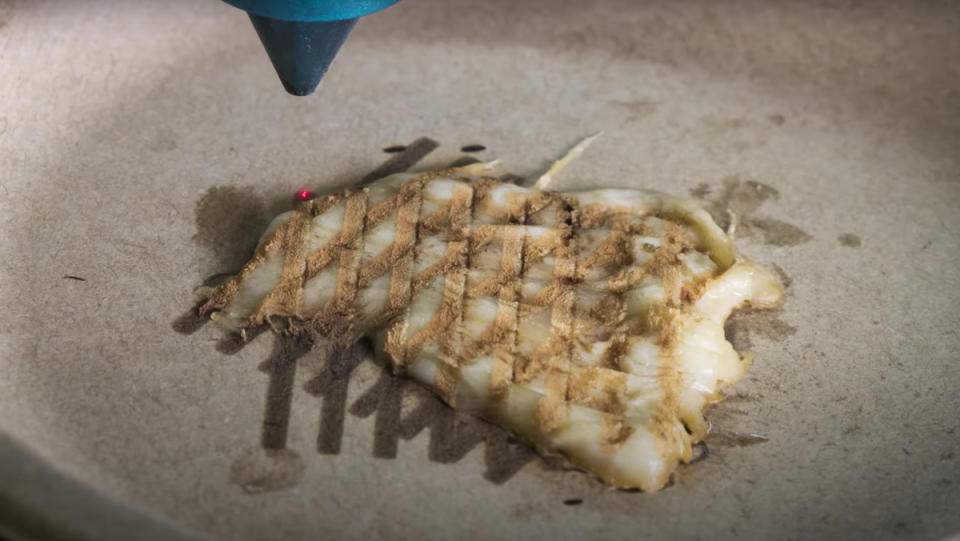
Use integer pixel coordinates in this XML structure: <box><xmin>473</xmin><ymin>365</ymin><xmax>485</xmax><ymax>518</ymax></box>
<box><xmin>221</xmin><ymin>0</ymin><xmax>400</xmax><ymax>22</ymax></box>
<box><xmin>220</xmin><ymin>0</ymin><xmax>401</xmax><ymax>95</ymax></box>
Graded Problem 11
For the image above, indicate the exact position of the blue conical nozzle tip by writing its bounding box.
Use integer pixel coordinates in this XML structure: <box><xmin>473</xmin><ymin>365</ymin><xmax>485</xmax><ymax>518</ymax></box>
<box><xmin>248</xmin><ymin>14</ymin><xmax>358</xmax><ymax>96</ymax></box>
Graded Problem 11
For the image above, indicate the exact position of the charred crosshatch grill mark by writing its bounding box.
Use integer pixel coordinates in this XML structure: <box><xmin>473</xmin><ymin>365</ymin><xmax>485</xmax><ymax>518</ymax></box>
<box><xmin>181</xmin><ymin>137</ymin><xmax>785</xmax><ymax>492</ymax></box>
<box><xmin>175</xmin><ymin>142</ymin><xmax>543</xmax><ymax>485</ymax></box>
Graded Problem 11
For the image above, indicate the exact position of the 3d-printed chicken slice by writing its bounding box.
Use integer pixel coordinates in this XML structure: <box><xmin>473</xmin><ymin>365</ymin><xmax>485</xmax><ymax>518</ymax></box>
<box><xmin>199</xmin><ymin>160</ymin><xmax>783</xmax><ymax>492</ymax></box>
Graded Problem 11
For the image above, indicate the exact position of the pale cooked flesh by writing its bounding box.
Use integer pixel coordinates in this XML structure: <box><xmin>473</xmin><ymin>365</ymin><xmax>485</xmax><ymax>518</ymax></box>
<box><xmin>200</xmin><ymin>162</ymin><xmax>783</xmax><ymax>491</ymax></box>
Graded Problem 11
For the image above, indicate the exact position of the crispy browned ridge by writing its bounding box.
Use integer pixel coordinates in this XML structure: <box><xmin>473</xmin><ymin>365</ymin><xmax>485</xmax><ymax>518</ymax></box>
<box><xmin>201</xmin><ymin>167</ymin><xmax>715</xmax><ymax>449</ymax></box>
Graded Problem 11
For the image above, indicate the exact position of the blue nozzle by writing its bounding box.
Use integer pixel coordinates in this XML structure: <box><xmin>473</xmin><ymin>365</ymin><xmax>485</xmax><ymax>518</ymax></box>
<box><xmin>222</xmin><ymin>0</ymin><xmax>400</xmax><ymax>96</ymax></box>
<box><xmin>248</xmin><ymin>15</ymin><xmax>357</xmax><ymax>96</ymax></box>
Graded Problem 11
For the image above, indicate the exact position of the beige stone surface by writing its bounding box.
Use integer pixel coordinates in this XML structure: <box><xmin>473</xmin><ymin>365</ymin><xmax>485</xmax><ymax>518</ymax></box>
<box><xmin>0</xmin><ymin>0</ymin><xmax>958</xmax><ymax>539</ymax></box>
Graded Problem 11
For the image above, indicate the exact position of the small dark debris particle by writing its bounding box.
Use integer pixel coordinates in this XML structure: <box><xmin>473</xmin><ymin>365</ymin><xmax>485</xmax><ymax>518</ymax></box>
<box><xmin>62</xmin><ymin>275</ymin><xmax>86</xmax><ymax>281</ymax></box>
<box><xmin>941</xmin><ymin>452</ymin><xmax>955</xmax><ymax>460</ymax></box>
<box><xmin>563</xmin><ymin>217</ymin><xmax>574</xmax><ymax>226</ymax></box>
<box><xmin>902</xmin><ymin>447</ymin><xmax>911</xmax><ymax>456</ymax></box>
<box><xmin>618</xmin><ymin>487</ymin><xmax>642</xmax><ymax>493</ymax></box>
<box><xmin>563</xmin><ymin>498</ymin><xmax>583</xmax><ymax>506</ymax></box>
<box><xmin>838</xmin><ymin>233</ymin><xmax>861</xmax><ymax>247</ymax></box>
<box><xmin>460</xmin><ymin>144</ymin><xmax>486</xmax><ymax>153</ymax></box>
<box><xmin>768</xmin><ymin>114</ymin><xmax>786</xmax><ymax>125</ymax></box>
<box><xmin>383</xmin><ymin>145</ymin><xmax>407</xmax><ymax>153</ymax></box>
<box><xmin>689</xmin><ymin>183</ymin><xmax>711</xmax><ymax>198</ymax></box>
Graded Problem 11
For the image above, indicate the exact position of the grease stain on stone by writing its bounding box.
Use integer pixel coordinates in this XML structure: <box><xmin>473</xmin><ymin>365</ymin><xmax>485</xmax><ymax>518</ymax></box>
<box><xmin>689</xmin><ymin>182</ymin><xmax>711</xmax><ymax>199</ymax></box>
<box><xmin>0</xmin><ymin>0</ymin><xmax>14</xmax><ymax>31</ymax></box>
<box><xmin>725</xmin><ymin>308</ymin><xmax>797</xmax><ymax>351</ymax></box>
<box><xmin>749</xmin><ymin>217</ymin><xmax>813</xmax><ymax>246</ymax></box>
<box><xmin>767</xmin><ymin>114</ymin><xmax>786</xmax><ymax>126</ymax></box>
<box><xmin>229</xmin><ymin>447</ymin><xmax>305</xmax><ymax>494</ymax></box>
<box><xmin>838</xmin><ymin>233</ymin><xmax>861</xmax><ymax>247</ymax></box>
<box><xmin>194</xmin><ymin>185</ymin><xmax>272</xmax><ymax>274</ymax></box>
<box><xmin>695</xmin><ymin>177</ymin><xmax>812</xmax><ymax>247</ymax></box>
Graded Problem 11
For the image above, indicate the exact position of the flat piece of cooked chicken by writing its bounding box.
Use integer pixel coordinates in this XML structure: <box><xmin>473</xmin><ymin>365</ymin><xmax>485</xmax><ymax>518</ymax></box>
<box><xmin>199</xmin><ymin>159</ymin><xmax>783</xmax><ymax>492</ymax></box>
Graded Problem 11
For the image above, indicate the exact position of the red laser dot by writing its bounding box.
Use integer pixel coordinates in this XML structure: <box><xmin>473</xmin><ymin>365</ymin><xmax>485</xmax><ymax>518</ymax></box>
<box><xmin>298</xmin><ymin>190</ymin><xmax>311</xmax><ymax>200</ymax></box>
